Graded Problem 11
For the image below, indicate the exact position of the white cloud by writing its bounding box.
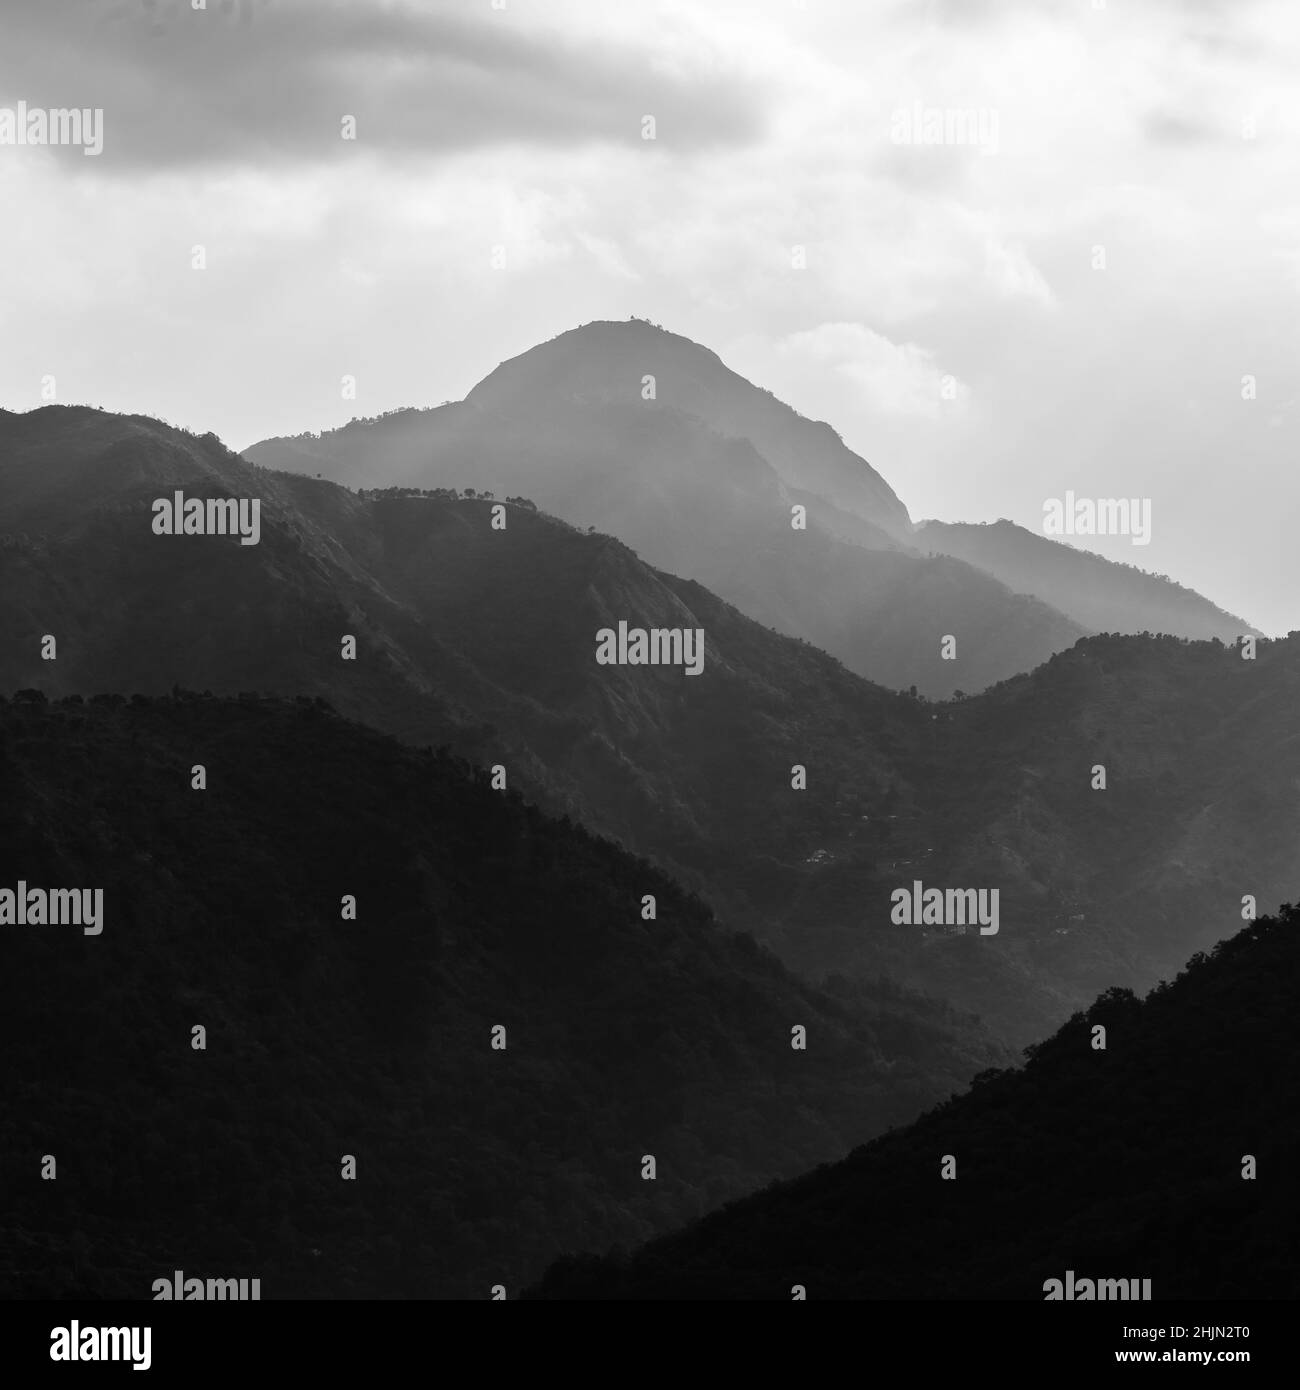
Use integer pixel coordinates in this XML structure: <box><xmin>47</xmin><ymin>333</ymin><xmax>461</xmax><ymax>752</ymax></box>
<box><xmin>4</xmin><ymin>0</ymin><xmax>1300</xmax><ymax>630</ymax></box>
<box><xmin>775</xmin><ymin>323</ymin><xmax>970</xmax><ymax>419</ymax></box>
<box><xmin>982</xmin><ymin>238</ymin><xmax>1055</xmax><ymax>307</ymax></box>
<box><xmin>573</xmin><ymin>231</ymin><xmax>641</xmax><ymax>282</ymax></box>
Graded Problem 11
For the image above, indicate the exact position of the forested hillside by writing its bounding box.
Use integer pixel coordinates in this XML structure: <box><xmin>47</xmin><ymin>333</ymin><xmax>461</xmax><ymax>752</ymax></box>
<box><xmin>0</xmin><ymin>693</ymin><xmax>1003</xmax><ymax>1297</ymax></box>
<box><xmin>530</xmin><ymin>905</ymin><xmax>1300</xmax><ymax>1299</ymax></box>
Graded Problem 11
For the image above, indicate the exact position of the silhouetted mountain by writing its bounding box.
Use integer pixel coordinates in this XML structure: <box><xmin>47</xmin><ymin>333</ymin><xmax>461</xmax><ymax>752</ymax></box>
<box><xmin>0</xmin><ymin>404</ymin><xmax>483</xmax><ymax>754</ymax></box>
<box><xmin>527</xmin><ymin>905</ymin><xmax>1300</xmax><ymax>1299</ymax></box>
<box><xmin>244</xmin><ymin>321</ymin><xmax>1087</xmax><ymax>697</ymax></box>
<box><xmin>0</xmin><ymin>693</ymin><xmax>1005</xmax><ymax>1298</ymax></box>
<box><xmin>917</xmin><ymin>519</ymin><xmax>1258</xmax><ymax>641</ymax></box>
<box><xmin>5</xmin><ymin>407</ymin><xmax>1297</xmax><ymax>1052</ymax></box>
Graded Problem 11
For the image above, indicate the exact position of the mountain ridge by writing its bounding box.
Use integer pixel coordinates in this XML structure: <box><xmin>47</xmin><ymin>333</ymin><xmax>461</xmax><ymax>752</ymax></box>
<box><xmin>917</xmin><ymin>517</ymin><xmax>1258</xmax><ymax>641</ymax></box>
<box><xmin>4</xmin><ymin>405</ymin><xmax>1298</xmax><ymax>1056</ymax></box>
<box><xmin>243</xmin><ymin>319</ymin><xmax>1254</xmax><ymax>691</ymax></box>
<box><xmin>242</xmin><ymin>324</ymin><xmax>1090</xmax><ymax>698</ymax></box>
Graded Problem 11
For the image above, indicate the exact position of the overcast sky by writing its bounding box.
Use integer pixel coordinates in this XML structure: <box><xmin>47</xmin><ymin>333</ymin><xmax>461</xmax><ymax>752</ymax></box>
<box><xmin>2</xmin><ymin>0</ymin><xmax>1298</xmax><ymax>631</ymax></box>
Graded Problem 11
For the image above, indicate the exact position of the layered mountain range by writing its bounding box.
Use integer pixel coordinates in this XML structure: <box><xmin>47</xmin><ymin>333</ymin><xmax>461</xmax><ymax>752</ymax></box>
<box><xmin>1</xmin><ymin>404</ymin><xmax>1292</xmax><ymax>1052</ymax></box>
<box><xmin>0</xmin><ymin>323</ymin><xmax>1288</xmax><ymax>1300</ymax></box>
<box><xmin>246</xmin><ymin>320</ymin><xmax>1256</xmax><ymax>696</ymax></box>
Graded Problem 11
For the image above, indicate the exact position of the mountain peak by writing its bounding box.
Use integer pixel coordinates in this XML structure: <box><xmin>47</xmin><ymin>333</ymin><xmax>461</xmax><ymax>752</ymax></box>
<box><xmin>464</xmin><ymin>319</ymin><xmax>912</xmax><ymax>537</ymax></box>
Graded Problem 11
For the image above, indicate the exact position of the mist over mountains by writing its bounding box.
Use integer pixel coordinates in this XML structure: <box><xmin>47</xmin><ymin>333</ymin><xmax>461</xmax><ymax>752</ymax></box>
<box><xmin>247</xmin><ymin>321</ymin><xmax>1254</xmax><ymax>696</ymax></box>
<box><xmin>0</xmin><ymin>328</ymin><xmax>1286</xmax><ymax>1304</ymax></box>
<box><xmin>3</xmin><ymin>0</ymin><xmax>1292</xmax><ymax>1326</ymax></box>
<box><xmin>2</xmin><ymin>403</ymin><xmax>1292</xmax><ymax>1058</ymax></box>
<box><xmin>917</xmin><ymin>518</ymin><xmax>1257</xmax><ymax>642</ymax></box>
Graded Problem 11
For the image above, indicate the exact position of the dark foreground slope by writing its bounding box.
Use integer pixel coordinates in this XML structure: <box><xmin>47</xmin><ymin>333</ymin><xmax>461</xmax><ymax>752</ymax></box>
<box><xmin>528</xmin><ymin>906</ymin><xmax>1300</xmax><ymax>1299</ymax></box>
<box><xmin>0</xmin><ymin>694</ymin><xmax>1003</xmax><ymax>1299</ymax></box>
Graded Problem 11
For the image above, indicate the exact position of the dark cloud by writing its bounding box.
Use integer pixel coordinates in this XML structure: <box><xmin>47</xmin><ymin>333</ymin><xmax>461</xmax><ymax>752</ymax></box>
<box><xmin>0</xmin><ymin>0</ymin><xmax>765</xmax><ymax>172</ymax></box>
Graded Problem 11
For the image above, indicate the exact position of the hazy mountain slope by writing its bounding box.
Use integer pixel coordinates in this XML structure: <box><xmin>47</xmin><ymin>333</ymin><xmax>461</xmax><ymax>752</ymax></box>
<box><xmin>244</xmin><ymin>324</ymin><xmax>1087</xmax><ymax>698</ymax></box>
<box><xmin>0</xmin><ymin>694</ymin><xmax>1006</xmax><ymax>1298</ymax></box>
<box><xmin>917</xmin><ymin>518</ymin><xmax>1258</xmax><ymax>640</ymax></box>
<box><xmin>527</xmin><ymin>905</ymin><xmax>1300</xmax><ymax>1299</ymax></box>
<box><xmin>338</xmin><ymin>492</ymin><xmax>1300</xmax><ymax>1046</ymax></box>
<box><xmin>464</xmin><ymin>319</ymin><xmax>914</xmax><ymax>537</ymax></box>
<box><xmin>7</xmin><ymin>407</ymin><xmax>1300</xmax><ymax>1052</ymax></box>
<box><xmin>2</xmin><ymin>407</ymin><xmax>934</xmax><ymax>914</ymax></box>
<box><xmin>860</xmin><ymin>629</ymin><xmax>1300</xmax><ymax>1038</ymax></box>
<box><xmin>5</xmin><ymin>409</ymin><xmax>1056</xmax><ymax>1048</ymax></box>
<box><xmin>786</xmin><ymin>487</ymin><xmax>905</xmax><ymax>552</ymax></box>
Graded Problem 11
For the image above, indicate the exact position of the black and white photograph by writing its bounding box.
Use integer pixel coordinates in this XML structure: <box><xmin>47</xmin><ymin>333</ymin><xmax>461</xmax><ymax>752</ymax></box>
<box><xmin>0</xmin><ymin>0</ymin><xmax>1295</xmax><ymax>1369</ymax></box>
